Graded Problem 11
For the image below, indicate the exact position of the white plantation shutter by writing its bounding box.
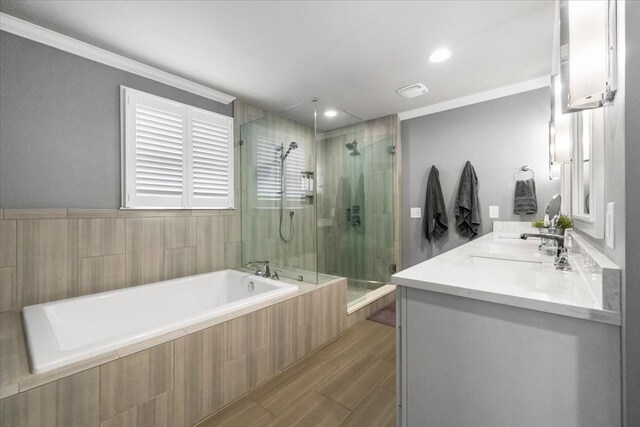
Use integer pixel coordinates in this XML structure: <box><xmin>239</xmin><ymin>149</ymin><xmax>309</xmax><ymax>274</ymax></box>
<box><xmin>121</xmin><ymin>87</ymin><xmax>234</xmax><ymax>209</ymax></box>
<box><xmin>285</xmin><ymin>146</ymin><xmax>305</xmax><ymax>201</ymax></box>
<box><xmin>256</xmin><ymin>137</ymin><xmax>282</xmax><ymax>201</ymax></box>
<box><xmin>188</xmin><ymin>108</ymin><xmax>234</xmax><ymax>208</ymax></box>
<box><xmin>123</xmin><ymin>89</ymin><xmax>187</xmax><ymax>208</ymax></box>
<box><xmin>255</xmin><ymin>137</ymin><xmax>306</xmax><ymax>206</ymax></box>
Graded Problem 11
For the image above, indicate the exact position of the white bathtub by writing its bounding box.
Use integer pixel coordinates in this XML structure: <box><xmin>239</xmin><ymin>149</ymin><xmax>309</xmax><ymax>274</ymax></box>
<box><xmin>22</xmin><ymin>269</ymin><xmax>298</xmax><ymax>374</ymax></box>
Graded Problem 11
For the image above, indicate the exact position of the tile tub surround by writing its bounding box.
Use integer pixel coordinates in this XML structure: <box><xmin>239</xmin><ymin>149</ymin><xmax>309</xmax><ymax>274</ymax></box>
<box><xmin>0</xmin><ymin>208</ymin><xmax>241</xmax><ymax>312</ymax></box>
<box><xmin>0</xmin><ymin>277</ymin><xmax>360</xmax><ymax>426</ymax></box>
<box><xmin>0</xmin><ymin>276</ymin><xmax>395</xmax><ymax>424</ymax></box>
<box><xmin>23</xmin><ymin>270</ymin><xmax>299</xmax><ymax>374</ymax></box>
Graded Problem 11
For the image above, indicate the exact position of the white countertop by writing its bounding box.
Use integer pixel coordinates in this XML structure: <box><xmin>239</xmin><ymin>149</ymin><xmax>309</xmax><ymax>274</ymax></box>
<box><xmin>392</xmin><ymin>231</ymin><xmax>620</xmax><ymax>325</ymax></box>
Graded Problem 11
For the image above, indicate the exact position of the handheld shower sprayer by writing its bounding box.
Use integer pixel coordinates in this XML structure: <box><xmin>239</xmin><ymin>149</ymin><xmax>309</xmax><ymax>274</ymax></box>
<box><xmin>281</xmin><ymin>141</ymin><xmax>298</xmax><ymax>161</ymax></box>
<box><xmin>279</xmin><ymin>141</ymin><xmax>298</xmax><ymax>242</ymax></box>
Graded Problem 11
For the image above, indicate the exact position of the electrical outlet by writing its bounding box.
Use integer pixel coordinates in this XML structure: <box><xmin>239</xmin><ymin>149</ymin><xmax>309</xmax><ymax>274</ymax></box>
<box><xmin>489</xmin><ymin>205</ymin><xmax>500</xmax><ymax>219</ymax></box>
<box><xmin>410</xmin><ymin>207</ymin><xmax>422</xmax><ymax>219</ymax></box>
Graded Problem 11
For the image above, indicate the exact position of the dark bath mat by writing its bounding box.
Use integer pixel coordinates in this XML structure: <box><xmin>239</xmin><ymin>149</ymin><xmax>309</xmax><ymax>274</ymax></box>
<box><xmin>367</xmin><ymin>302</ymin><xmax>396</xmax><ymax>327</ymax></box>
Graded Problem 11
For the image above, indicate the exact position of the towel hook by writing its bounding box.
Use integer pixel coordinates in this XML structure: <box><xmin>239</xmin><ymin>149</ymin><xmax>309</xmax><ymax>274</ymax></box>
<box><xmin>514</xmin><ymin>165</ymin><xmax>534</xmax><ymax>180</ymax></box>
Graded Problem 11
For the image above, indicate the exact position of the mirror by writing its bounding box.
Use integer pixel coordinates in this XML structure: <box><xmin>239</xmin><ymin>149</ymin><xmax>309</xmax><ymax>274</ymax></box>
<box><xmin>571</xmin><ymin>108</ymin><xmax>605</xmax><ymax>238</ymax></box>
<box><xmin>548</xmin><ymin>75</ymin><xmax>573</xmax><ymax>179</ymax></box>
<box><xmin>546</xmin><ymin>194</ymin><xmax>562</xmax><ymax>222</ymax></box>
<box><xmin>573</xmin><ymin>111</ymin><xmax>592</xmax><ymax>216</ymax></box>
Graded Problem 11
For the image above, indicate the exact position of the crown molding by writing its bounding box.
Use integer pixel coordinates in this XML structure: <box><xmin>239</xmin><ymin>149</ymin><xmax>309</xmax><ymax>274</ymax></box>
<box><xmin>398</xmin><ymin>76</ymin><xmax>550</xmax><ymax>121</ymax></box>
<box><xmin>0</xmin><ymin>13</ymin><xmax>235</xmax><ymax>105</ymax></box>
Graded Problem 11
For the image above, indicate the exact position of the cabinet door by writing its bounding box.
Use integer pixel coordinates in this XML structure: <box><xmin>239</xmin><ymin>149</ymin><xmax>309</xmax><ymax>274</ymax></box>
<box><xmin>403</xmin><ymin>288</ymin><xmax>620</xmax><ymax>427</ymax></box>
<box><xmin>397</xmin><ymin>286</ymin><xmax>407</xmax><ymax>426</ymax></box>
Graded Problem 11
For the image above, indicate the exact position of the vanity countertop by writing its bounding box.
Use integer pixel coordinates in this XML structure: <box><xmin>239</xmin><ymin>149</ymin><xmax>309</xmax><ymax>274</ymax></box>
<box><xmin>392</xmin><ymin>230</ymin><xmax>621</xmax><ymax>325</ymax></box>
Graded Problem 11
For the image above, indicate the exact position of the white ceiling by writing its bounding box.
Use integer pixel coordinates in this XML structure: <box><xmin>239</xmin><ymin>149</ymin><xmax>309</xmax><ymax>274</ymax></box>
<box><xmin>0</xmin><ymin>1</ymin><xmax>554</xmax><ymax>121</ymax></box>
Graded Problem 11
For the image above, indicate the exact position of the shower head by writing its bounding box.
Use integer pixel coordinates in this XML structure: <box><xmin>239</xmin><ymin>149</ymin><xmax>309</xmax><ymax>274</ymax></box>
<box><xmin>281</xmin><ymin>141</ymin><xmax>298</xmax><ymax>161</ymax></box>
<box><xmin>345</xmin><ymin>140</ymin><xmax>358</xmax><ymax>151</ymax></box>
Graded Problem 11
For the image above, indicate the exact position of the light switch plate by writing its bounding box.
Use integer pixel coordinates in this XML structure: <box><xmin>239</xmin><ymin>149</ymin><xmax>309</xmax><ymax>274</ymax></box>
<box><xmin>606</xmin><ymin>202</ymin><xmax>615</xmax><ymax>249</ymax></box>
<box><xmin>410</xmin><ymin>207</ymin><xmax>422</xmax><ymax>219</ymax></box>
<box><xmin>489</xmin><ymin>205</ymin><xmax>500</xmax><ymax>219</ymax></box>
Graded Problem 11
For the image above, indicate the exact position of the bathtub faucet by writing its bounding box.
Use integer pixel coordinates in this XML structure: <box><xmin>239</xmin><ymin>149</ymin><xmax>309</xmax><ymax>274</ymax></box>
<box><xmin>246</xmin><ymin>260</ymin><xmax>271</xmax><ymax>278</ymax></box>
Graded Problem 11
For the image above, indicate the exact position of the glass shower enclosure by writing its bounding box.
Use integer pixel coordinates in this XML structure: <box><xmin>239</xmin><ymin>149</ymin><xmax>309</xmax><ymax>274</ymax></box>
<box><xmin>240</xmin><ymin>99</ymin><xmax>396</xmax><ymax>306</ymax></box>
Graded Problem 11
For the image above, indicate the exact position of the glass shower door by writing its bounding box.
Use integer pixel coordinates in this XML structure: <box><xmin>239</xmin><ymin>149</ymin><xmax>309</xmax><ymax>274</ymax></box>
<box><xmin>240</xmin><ymin>113</ymin><xmax>318</xmax><ymax>283</ymax></box>
<box><xmin>343</xmin><ymin>136</ymin><xmax>395</xmax><ymax>305</ymax></box>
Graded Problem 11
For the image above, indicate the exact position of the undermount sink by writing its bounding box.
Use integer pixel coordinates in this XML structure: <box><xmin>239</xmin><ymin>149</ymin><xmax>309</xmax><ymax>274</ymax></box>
<box><xmin>458</xmin><ymin>253</ymin><xmax>545</xmax><ymax>273</ymax></box>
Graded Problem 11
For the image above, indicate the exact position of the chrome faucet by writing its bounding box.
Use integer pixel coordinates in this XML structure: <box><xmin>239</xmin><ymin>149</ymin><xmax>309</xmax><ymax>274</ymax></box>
<box><xmin>520</xmin><ymin>233</ymin><xmax>571</xmax><ymax>271</ymax></box>
<box><xmin>520</xmin><ymin>233</ymin><xmax>565</xmax><ymax>248</ymax></box>
<box><xmin>246</xmin><ymin>260</ymin><xmax>271</xmax><ymax>278</ymax></box>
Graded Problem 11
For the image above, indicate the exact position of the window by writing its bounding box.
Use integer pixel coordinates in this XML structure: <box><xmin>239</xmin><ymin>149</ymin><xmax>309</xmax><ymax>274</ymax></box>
<box><xmin>255</xmin><ymin>137</ymin><xmax>306</xmax><ymax>207</ymax></box>
<box><xmin>256</xmin><ymin>137</ymin><xmax>281</xmax><ymax>202</ymax></box>
<box><xmin>284</xmin><ymin>146</ymin><xmax>306</xmax><ymax>201</ymax></box>
<box><xmin>121</xmin><ymin>87</ymin><xmax>234</xmax><ymax>209</ymax></box>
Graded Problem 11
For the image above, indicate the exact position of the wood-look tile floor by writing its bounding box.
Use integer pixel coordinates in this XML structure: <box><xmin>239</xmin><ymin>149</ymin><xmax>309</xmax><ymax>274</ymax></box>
<box><xmin>196</xmin><ymin>320</ymin><xmax>396</xmax><ymax>427</ymax></box>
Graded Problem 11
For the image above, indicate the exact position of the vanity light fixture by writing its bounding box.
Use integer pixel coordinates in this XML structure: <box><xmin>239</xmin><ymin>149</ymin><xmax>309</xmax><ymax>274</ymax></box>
<box><xmin>549</xmin><ymin>74</ymin><xmax>572</xmax><ymax>180</ymax></box>
<box><xmin>559</xmin><ymin>0</ymin><xmax>616</xmax><ymax>111</ymax></box>
<box><xmin>551</xmin><ymin>75</ymin><xmax>573</xmax><ymax>164</ymax></box>
<box><xmin>428</xmin><ymin>48</ymin><xmax>452</xmax><ymax>63</ymax></box>
<box><xmin>324</xmin><ymin>110</ymin><xmax>338</xmax><ymax>118</ymax></box>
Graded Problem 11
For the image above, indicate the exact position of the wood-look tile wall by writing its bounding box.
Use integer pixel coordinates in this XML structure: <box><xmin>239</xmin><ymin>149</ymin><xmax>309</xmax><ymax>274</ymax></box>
<box><xmin>0</xmin><ymin>209</ymin><xmax>241</xmax><ymax>311</ymax></box>
<box><xmin>0</xmin><ymin>368</ymin><xmax>100</xmax><ymax>427</ymax></box>
<box><xmin>0</xmin><ymin>279</ymin><xmax>349</xmax><ymax>427</ymax></box>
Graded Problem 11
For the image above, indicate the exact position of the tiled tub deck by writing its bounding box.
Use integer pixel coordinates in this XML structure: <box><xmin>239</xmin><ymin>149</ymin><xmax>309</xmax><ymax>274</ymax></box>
<box><xmin>0</xmin><ymin>274</ymin><xmax>396</xmax><ymax>427</ymax></box>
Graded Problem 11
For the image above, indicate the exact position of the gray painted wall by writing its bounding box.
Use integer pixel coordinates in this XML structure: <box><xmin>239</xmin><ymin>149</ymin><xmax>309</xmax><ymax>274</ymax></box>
<box><xmin>0</xmin><ymin>31</ymin><xmax>232</xmax><ymax>208</ymax></box>
<box><xmin>401</xmin><ymin>88</ymin><xmax>560</xmax><ymax>268</ymax></box>
<box><xmin>624</xmin><ymin>1</ymin><xmax>639</xmax><ymax>425</ymax></box>
<box><xmin>565</xmin><ymin>3</ymin><xmax>632</xmax><ymax>424</ymax></box>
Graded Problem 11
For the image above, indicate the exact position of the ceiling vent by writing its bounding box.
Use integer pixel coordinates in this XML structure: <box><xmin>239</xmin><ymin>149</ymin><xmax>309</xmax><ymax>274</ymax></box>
<box><xmin>396</xmin><ymin>83</ymin><xmax>428</xmax><ymax>99</ymax></box>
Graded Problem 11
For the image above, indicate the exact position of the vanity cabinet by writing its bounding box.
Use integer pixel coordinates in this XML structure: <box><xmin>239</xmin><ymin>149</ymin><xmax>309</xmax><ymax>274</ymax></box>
<box><xmin>395</xmin><ymin>287</ymin><xmax>621</xmax><ymax>427</ymax></box>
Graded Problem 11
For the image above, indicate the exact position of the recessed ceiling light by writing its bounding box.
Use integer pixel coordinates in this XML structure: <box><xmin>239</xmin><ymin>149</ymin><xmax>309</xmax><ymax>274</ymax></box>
<box><xmin>428</xmin><ymin>48</ymin><xmax>452</xmax><ymax>63</ymax></box>
<box><xmin>396</xmin><ymin>83</ymin><xmax>429</xmax><ymax>99</ymax></box>
<box><xmin>324</xmin><ymin>110</ymin><xmax>338</xmax><ymax>117</ymax></box>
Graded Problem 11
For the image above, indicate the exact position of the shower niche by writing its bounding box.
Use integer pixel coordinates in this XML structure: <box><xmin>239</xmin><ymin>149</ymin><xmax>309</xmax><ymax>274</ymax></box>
<box><xmin>240</xmin><ymin>99</ymin><xmax>397</xmax><ymax>305</ymax></box>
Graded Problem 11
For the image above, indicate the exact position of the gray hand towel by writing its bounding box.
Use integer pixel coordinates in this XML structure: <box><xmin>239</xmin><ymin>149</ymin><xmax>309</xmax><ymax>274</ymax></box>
<box><xmin>454</xmin><ymin>161</ymin><xmax>480</xmax><ymax>239</ymax></box>
<box><xmin>514</xmin><ymin>178</ymin><xmax>537</xmax><ymax>215</ymax></box>
<box><xmin>423</xmin><ymin>166</ymin><xmax>448</xmax><ymax>242</ymax></box>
